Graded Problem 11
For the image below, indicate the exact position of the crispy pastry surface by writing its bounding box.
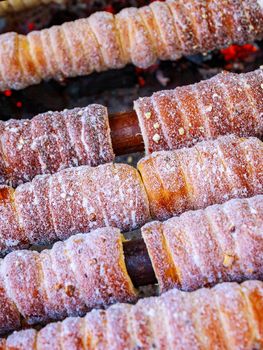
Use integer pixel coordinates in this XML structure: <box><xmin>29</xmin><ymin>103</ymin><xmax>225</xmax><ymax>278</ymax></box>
<box><xmin>138</xmin><ymin>135</ymin><xmax>263</xmax><ymax>219</ymax></box>
<box><xmin>0</xmin><ymin>163</ymin><xmax>150</xmax><ymax>255</ymax></box>
<box><xmin>0</xmin><ymin>195</ymin><xmax>262</xmax><ymax>335</ymax></box>
<box><xmin>0</xmin><ymin>227</ymin><xmax>136</xmax><ymax>335</ymax></box>
<box><xmin>134</xmin><ymin>69</ymin><xmax>263</xmax><ymax>153</ymax></box>
<box><xmin>142</xmin><ymin>195</ymin><xmax>263</xmax><ymax>292</ymax></box>
<box><xmin>0</xmin><ymin>104</ymin><xmax>114</xmax><ymax>187</ymax></box>
<box><xmin>0</xmin><ymin>0</ymin><xmax>64</xmax><ymax>15</ymax></box>
<box><xmin>1</xmin><ymin>280</ymin><xmax>262</xmax><ymax>349</ymax></box>
<box><xmin>0</xmin><ymin>0</ymin><xmax>262</xmax><ymax>90</ymax></box>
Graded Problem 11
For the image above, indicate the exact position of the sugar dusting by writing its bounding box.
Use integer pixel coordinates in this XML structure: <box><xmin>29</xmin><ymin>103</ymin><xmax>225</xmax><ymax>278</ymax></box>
<box><xmin>3</xmin><ymin>281</ymin><xmax>262</xmax><ymax>348</ymax></box>
<box><xmin>134</xmin><ymin>69</ymin><xmax>263</xmax><ymax>154</ymax></box>
<box><xmin>138</xmin><ymin>135</ymin><xmax>263</xmax><ymax>219</ymax></box>
<box><xmin>0</xmin><ymin>163</ymin><xmax>150</xmax><ymax>254</ymax></box>
<box><xmin>0</xmin><ymin>227</ymin><xmax>137</xmax><ymax>334</ymax></box>
<box><xmin>142</xmin><ymin>195</ymin><xmax>263</xmax><ymax>292</ymax></box>
<box><xmin>0</xmin><ymin>104</ymin><xmax>114</xmax><ymax>187</ymax></box>
<box><xmin>0</xmin><ymin>0</ymin><xmax>262</xmax><ymax>90</ymax></box>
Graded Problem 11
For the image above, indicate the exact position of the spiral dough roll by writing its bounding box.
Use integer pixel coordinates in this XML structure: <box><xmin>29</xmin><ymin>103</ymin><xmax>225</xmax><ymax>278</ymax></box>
<box><xmin>138</xmin><ymin>135</ymin><xmax>263</xmax><ymax>219</ymax></box>
<box><xmin>0</xmin><ymin>104</ymin><xmax>114</xmax><ymax>187</ymax></box>
<box><xmin>134</xmin><ymin>69</ymin><xmax>263</xmax><ymax>153</ymax></box>
<box><xmin>0</xmin><ymin>0</ymin><xmax>262</xmax><ymax>90</ymax></box>
<box><xmin>1</xmin><ymin>280</ymin><xmax>262</xmax><ymax>349</ymax></box>
<box><xmin>0</xmin><ymin>227</ymin><xmax>136</xmax><ymax>335</ymax></box>
<box><xmin>142</xmin><ymin>195</ymin><xmax>263</xmax><ymax>292</ymax></box>
<box><xmin>0</xmin><ymin>0</ymin><xmax>64</xmax><ymax>15</ymax></box>
<box><xmin>0</xmin><ymin>195</ymin><xmax>261</xmax><ymax>335</ymax></box>
<box><xmin>0</xmin><ymin>163</ymin><xmax>150</xmax><ymax>255</ymax></box>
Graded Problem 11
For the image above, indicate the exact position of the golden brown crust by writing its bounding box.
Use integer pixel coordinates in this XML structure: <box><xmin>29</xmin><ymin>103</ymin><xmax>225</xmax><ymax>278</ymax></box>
<box><xmin>0</xmin><ymin>104</ymin><xmax>114</xmax><ymax>187</ymax></box>
<box><xmin>88</xmin><ymin>12</ymin><xmax>125</xmax><ymax>70</ymax></box>
<box><xmin>0</xmin><ymin>0</ymin><xmax>262</xmax><ymax>90</ymax></box>
<box><xmin>0</xmin><ymin>227</ymin><xmax>137</xmax><ymax>335</ymax></box>
<box><xmin>0</xmin><ymin>163</ymin><xmax>150</xmax><ymax>255</ymax></box>
<box><xmin>2</xmin><ymin>281</ymin><xmax>262</xmax><ymax>349</ymax></box>
<box><xmin>241</xmin><ymin>280</ymin><xmax>263</xmax><ymax>347</ymax></box>
<box><xmin>138</xmin><ymin>135</ymin><xmax>263</xmax><ymax>219</ymax></box>
<box><xmin>134</xmin><ymin>69</ymin><xmax>263</xmax><ymax>154</ymax></box>
<box><xmin>0</xmin><ymin>186</ymin><xmax>27</xmax><ymax>254</ymax></box>
<box><xmin>142</xmin><ymin>195</ymin><xmax>263</xmax><ymax>293</ymax></box>
<box><xmin>0</xmin><ymin>0</ymin><xmax>64</xmax><ymax>15</ymax></box>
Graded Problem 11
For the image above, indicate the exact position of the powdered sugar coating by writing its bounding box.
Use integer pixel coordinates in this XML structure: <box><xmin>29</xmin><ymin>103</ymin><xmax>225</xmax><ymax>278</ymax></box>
<box><xmin>134</xmin><ymin>69</ymin><xmax>263</xmax><ymax>154</ymax></box>
<box><xmin>0</xmin><ymin>0</ymin><xmax>64</xmax><ymax>15</ymax></box>
<box><xmin>0</xmin><ymin>163</ymin><xmax>150</xmax><ymax>255</ymax></box>
<box><xmin>4</xmin><ymin>329</ymin><xmax>37</xmax><ymax>350</ymax></box>
<box><xmin>2</xmin><ymin>281</ymin><xmax>262</xmax><ymax>349</ymax></box>
<box><xmin>142</xmin><ymin>195</ymin><xmax>263</xmax><ymax>293</ymax></box>
<box><xmin>212</xmin><ymin>282</ymin><xmax>257</xmax><ymax>349</ymax></box>
<box><xmin>117</xmin><ymin>7</ymin><xmax>158</xmax><ymax>69</ymax></box>
<box><xmin>0</xmin><ymin>227</ymin><xmax>136</xmax><ymax>335</ymax></box>
<box><xmin>138</xmin><ymin>135</ymin><xmax>263</xmax><ymax>219</ymax></box>
<box><xmin>106</xmin><ymin>303</ymin><xmax>135</xmax><ymax>349</ymax></box>
<box><xmin>88</xmin><ymin>12</ymin><xmax>125</xmax><ymax>70</ymax></box>
<box><xmin>0</xmin><ymin>0</ymin><xmax>262</xmax><ymax>90</ymax></box>
<box><xmin>0</xmin><ymin>104</ymin><xmax>113</xmax><ymax>187</ymax></box>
